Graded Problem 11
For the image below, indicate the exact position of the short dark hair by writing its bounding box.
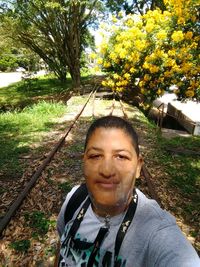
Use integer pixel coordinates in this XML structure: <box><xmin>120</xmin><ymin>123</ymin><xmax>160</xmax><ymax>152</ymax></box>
<box><xmin>84</xmin><ymin>116</ymin><xmax>139</xmax><ymax>156</ymax></box>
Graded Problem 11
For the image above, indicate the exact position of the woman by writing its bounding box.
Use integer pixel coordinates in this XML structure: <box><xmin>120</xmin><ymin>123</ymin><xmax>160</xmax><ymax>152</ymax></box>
<box><xmin>57</xmin><ymin>115</ymin><xmax>199</xmax><ymax>267</ymax></box>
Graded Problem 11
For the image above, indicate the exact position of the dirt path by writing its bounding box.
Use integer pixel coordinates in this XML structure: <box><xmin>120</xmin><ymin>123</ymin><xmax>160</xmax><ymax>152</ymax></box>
<box><xmin>0</xmin><ymin>95</ymin><xmax>199</xmax><ymax>266</ymax></box>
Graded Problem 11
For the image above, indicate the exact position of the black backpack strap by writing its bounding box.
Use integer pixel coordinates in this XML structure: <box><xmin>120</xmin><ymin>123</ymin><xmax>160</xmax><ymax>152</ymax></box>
<box><xmin>114</xmin><ymin>190</ymin><xmax>138</xmax><ymax>265</ymax></box>
<box><xmin>64</xmin><ymin>183</ymin><xmax>88</xmax><ymax>224</ymax></box>
<box><xmin>67</xmin><ymin>197</ymin><xmax>91</xmax><ymax>239</ymax></box>
<box><xmin>63</xmin><ymin>197</ymin><xmax>91</xmax><ymax>246</ymax></box>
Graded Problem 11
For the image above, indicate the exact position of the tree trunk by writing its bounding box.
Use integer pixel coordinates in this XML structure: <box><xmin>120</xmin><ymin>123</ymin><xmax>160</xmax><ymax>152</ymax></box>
<box><xmin>70</xmin><ymin>63</ymin><xmax>81</xmax><ymax>93</ymax></box>
<box><xmin>57</xmin><ymin>69</ymin><xmax>67</xmax><ymax>83</ymax></box>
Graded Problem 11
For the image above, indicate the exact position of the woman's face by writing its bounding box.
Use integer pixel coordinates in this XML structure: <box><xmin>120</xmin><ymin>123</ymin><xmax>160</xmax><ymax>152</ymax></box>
<box><xmin>83</xmin><ymin>127</ymin><xmax>142</xmax><ymax>216</ymax></box>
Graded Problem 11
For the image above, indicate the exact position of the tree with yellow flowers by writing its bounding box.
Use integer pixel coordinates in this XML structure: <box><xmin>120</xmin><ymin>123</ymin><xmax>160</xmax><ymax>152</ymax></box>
<box><xmin>96</xmin><ymin>0</ymin><xmax>199</xmax><ymax>110</ymax></box>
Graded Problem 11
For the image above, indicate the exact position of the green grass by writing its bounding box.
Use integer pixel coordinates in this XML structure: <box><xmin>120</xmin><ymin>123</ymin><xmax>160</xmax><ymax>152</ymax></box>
<box><xmin>0</xmin><ymin>73</ymin><xmax>95</xmax><ymax>112</ymax></box>
<box><xmin>24</xmin><ymin>210</ymin><xmax>55</xmax><ymax>238</ymax></box>
<box><xmin>58</xmin><ymin>181</ymin><xmax>73</xmax><ymax>194</ymax></box>
<box><xmin>0</xmin><ymin>75</ymin><xmax>71</xmax><ymax>111</ymax></box>
<box><xmin>156</xmin><ymin>135</ymin><xmax>200</xmax><ymax>216</ymax></box>
<box><xmin>158</xmin><ymin>136</ymin><xmax>200</xmax><ymax>192</ymax></box>
<box><xmin>0</xmin><ymin>74</ymin><xmax>93</xmax><ymax>181</ymax></box>
<box><xmin>9</xmin><ymin>239</ymin><xmax>31</xmax><ymax>253</ymax></box>
<box><xmin>161</xmin><ymin>135</ymin><xmax>200</xmax><ymax>151</ymax></box>
<box><xmin>0</xmin><ymin>101</ymin><xmax>67</xmax><ymax>179</ymax></box>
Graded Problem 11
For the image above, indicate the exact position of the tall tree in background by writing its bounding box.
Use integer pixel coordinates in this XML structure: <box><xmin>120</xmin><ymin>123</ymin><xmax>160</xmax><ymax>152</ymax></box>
<box><xmin>104</xmin><ymin>0</ymin><xmax>165</xmax><ymax>15</ymax></box>
<box><xmin>0</xmin><ymin>27</ymin><xmax>40</xmax><ymax>72</ymax></box>
<box><xmin>0</xmin><ymin>0</ymin><xmax>103</xmax><ymax>90</ymax></box>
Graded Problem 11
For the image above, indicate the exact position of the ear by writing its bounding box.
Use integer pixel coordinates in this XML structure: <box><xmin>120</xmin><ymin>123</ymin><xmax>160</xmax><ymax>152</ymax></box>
<box><xmin>136</xmin><ymin>156</ymin><xmax>143</xmax><ymax>179</ymax></box>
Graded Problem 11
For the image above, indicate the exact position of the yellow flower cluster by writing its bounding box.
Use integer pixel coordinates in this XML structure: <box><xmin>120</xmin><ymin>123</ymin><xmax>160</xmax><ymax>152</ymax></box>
<box><xmin>171</xmin><ymin>31</ymin><xmax>184</xmax><ymax>42</ymax></box>
<box><xmin>96</xmin><ymin>0</ymin><xmax>199</xmax><ymax>101</ymax></box>
<box><xmin>89</xmin><ymin>52</ymin><xmax>97</xmax><ymax>60</ymax></box>
<box><xmin>164</xmin><ymin>0</ymin><xmax>197</xmax><ymax>23</ymax></box>
<box><xmin>157</xmin><ymin>30</ymin><xmax>167</xmax><ymax>40</ymax></box>
<box><xmin>185</xmin><ymin>31</ymin><xmax>193</xmax><ymax>40</ymax></box>
<box><xmin>185</xmin><ymin>90</ymin><xmax>195</xmax><ymax>98</ymax></box>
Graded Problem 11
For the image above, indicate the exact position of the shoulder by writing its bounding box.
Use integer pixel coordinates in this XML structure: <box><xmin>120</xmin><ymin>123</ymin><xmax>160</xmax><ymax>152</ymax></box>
<box><xmin>65</xmin><ymin>184</ymin><xmax>81</xmax><ymax>200</ymax></box>
<box><xmin>56</xmin><ymin>185</ymin><xmax>81</xmax><ymax>237</ymax></box>
<box><xmin>132</xmin><ymin>189</ymin><xmax>177</xmax><ymax>252</ymax></box>
<box><xmin>60</xmin><ymin>184</ymin><xmax>82</xmax><ymax>216</ymax></box>
<box><xmin>135</xmin><ymin>189</ymin><xmax>200</xmax><ymax>266</ymax></box>
<box><xmin>136</xmin><ymin>188</ymin><xmax>176</xmax><ymax>228</ymax></box>
<box><xmin>62</xmin><ymin>184</ymin><xmax>82</xmax><ymax>206</ymax></box>
<box><xmin>148</xmin><ymin>223</ymin><xmax>200</xmax><ymax>266</ymax></box>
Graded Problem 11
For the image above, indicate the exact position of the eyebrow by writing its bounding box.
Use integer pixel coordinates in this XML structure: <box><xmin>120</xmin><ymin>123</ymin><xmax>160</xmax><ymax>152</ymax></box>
<box><xmin>86</xmin><ymin>147</ymin><xmax>132</xmax><ymax>155</ymax></box>
<box><xmin>85</xmin><ymin>147</ymin><xmax>103</xmax><ymax>153</ymax></box>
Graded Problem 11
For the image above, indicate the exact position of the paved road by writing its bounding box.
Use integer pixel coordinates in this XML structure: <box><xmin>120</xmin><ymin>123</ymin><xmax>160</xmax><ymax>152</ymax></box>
<box><xmin>0</xmin><ymin>70</ymin><xmax>46</xmax><ymax>88</ymax></box>
<box><xmin>0</xmin><ymin>72</ymin><xmax>23</xmax><ymax>88</ymax></box>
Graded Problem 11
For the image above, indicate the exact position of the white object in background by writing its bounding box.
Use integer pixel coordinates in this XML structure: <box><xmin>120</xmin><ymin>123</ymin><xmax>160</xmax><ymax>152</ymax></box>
<box><xmin>193</xmin><ymin>122</ymin><xmax>200</xmax><ymax>136</ymax></box>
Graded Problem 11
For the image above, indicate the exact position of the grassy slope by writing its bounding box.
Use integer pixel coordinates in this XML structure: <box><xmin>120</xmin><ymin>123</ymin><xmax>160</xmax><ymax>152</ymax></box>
<box><xmin>0</xmin><ymin>101</ymin><xmax>67</xmax><ymax>179</ymax></box>
<box><xmin>157</xmin><ymin>135</ymin><xmax>200</xmax><ymax>225</ymax></box>
<box><xmin>0</xmin><ymin>76</ymin><xmax>71</xmax><ymax>111</ymax></box>
<box><xmin>0</xmin><ymin>75</ymin><xmax>72</xmax><ymax>179</ymax></box>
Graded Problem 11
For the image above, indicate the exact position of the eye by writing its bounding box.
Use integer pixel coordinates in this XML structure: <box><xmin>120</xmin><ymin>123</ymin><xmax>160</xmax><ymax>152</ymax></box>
<box><xmin>88</xmin><ymin>154</ymin><xmax>101</xmax><ymax>160</ymax></box>
<box><xmin>116</xmin><ymin>154</ymin><xmax>129</xmax><ymax>160</ymax></box>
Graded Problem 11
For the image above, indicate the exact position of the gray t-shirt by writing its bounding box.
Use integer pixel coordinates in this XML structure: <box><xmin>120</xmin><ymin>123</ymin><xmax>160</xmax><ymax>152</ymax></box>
<box><xmin>57</xmin><ymin>185</ymin><xmax>200</xmax><ymax>267</ymax></box>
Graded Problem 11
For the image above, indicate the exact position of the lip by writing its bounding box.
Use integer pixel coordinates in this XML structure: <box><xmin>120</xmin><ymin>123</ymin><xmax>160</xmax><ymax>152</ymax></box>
<box><xmin>96</xmin><ymin>180</ymin><xmax>119</xmax><ymax>189</ymax></box>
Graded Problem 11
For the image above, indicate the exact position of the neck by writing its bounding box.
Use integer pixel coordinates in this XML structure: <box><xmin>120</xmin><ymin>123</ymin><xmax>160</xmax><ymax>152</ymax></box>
<box><xmin>92</xmin><ymin>195</ymin><xmax>133</xmax><ymax>217</ymax></box>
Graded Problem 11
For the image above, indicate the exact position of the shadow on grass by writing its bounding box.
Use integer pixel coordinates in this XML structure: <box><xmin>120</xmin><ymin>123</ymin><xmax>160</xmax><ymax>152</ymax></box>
<box><xmin>0</xmin><ymin>77</ymin><xmax>97</xmax><ymax>182</ymax></box>
<box><xmin>0</xmin><ymin>121</ymin><xmax>30</xmax><ymax>180</ymax></box>
<box><xmin>0</xmin><ymin>119</ymin><xmax>66</xmax><ymax>181</ymax></box>
<box><xmin>159</xmin><ymin>136</ymin><xmax>200</xmax><ymax>193</ymax></box>
<box><xmin>15</xmin><ymin>78</ymin><xmax>71</xmax><ymax>97</ymax></box>
<box><xmin>0</xmin><ymin>115</ymin><xmax>92</xmax><ymax>182</ymax></box>
<box><xmin>0</xmin><ymin>74</ymin><xmax>96</xmax><ymax>112</ymax></box>
<box><xmin>0</xmin><ymin>101</ymin><xmax>68</xmax><ymax>180</ymax></box>
<box><xmin>0</xmin><ymin>77</ymin><xmax>72</xmax><ymax>112</ymax></box>
<box><xmin>157</xmin><ymin>136</ymin><xmax>200</xmax><ymax>226</ymax></box>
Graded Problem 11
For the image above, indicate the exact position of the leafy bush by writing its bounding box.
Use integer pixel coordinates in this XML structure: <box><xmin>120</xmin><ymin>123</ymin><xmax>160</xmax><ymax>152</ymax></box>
<box><xmin>0</xmin><ymin>55</ymin><xmax>18</xmax><ymax>71</ymax></box>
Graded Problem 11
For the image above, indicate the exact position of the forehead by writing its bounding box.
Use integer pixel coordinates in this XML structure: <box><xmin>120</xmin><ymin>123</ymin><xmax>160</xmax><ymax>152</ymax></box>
<box><xmin>86</xmin><ymin>127</ymin><xmax>134</xmax><ymax>147</ymax></box>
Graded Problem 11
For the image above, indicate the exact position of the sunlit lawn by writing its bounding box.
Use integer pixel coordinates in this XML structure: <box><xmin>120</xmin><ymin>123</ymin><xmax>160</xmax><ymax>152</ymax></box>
<box><xmin>0</xmin><ymin>74</ymin><xmax>94</xmax><ymax>180</ymax></box>
<box><xmin>0</xmin><ymin>75</ymin><xmax>72</xmax><ymax>111</ymax></box>
<box><xmin>0</xmin><ymin>75</ymin><xmax>74</xmax><ymax>179</ymax></box>
<box><xmin>0</xmin><ymin>101</ymin><xmax>68</xmax><ymax>179</ymax></box>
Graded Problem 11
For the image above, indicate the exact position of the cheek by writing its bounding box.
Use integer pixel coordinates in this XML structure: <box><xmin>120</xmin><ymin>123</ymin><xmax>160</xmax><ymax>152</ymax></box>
<box><xmin>119</xmin><ymin>163</ymin><xmax>137</xmax><ymax>176</ymax></box>
<box><xmin>119</xmin><ymin>168</ymin><xmax>138</xmax><ymax>186</ymax></box>
<box><xmin>121</xmin><ymin>173</ymin><xmax>136</xmax><ymax>186</ymax></box>
<box><xmin>83</xmin><ymin>162</ymin><xmax>97</xmax><ymax>178</ymax></box>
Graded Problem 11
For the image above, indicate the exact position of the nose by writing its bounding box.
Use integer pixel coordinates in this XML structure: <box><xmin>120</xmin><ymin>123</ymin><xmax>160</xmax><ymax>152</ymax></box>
<box><xmin>99</xmin><ymin>157</ymin><xmax>116</xmax><ymax>178</ymax></box>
